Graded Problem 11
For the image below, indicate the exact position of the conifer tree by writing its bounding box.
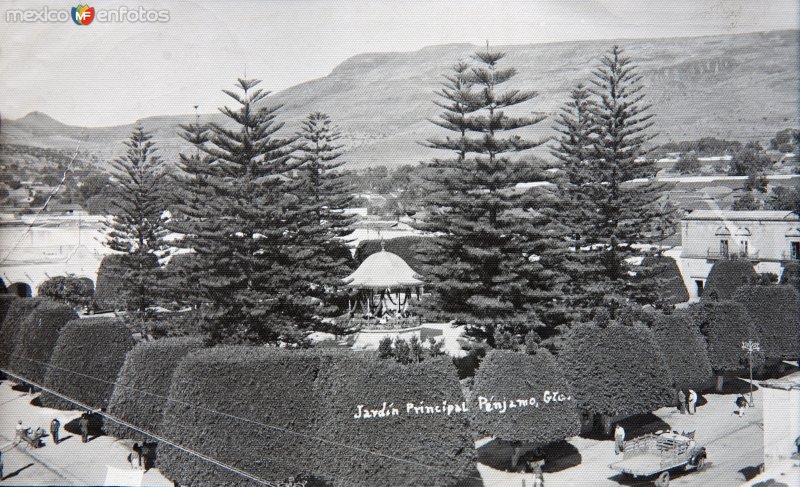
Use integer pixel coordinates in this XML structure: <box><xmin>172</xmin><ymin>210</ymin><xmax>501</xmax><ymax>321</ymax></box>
<box><xmin>286</xmin><ymin>112</ymin><xmax>354</xmax><ymax>324</ymax></box>
<box><xmin>103</xmin><ymin>124</ymin><xmax>168</xmax><ymax>313</ymax></box>
<box><xmin>551</xmin><ymin>46</ymin><xmax>670</xmax><ymax>321</ymax></box>
<box><xmin>171</xmin><ymin>79</ymin><xmax>303</xmax><ymax>345</ymax></box>
<box><xmin>418</xmin><ymin>49</ymin><xmax>557</xmax><ymax>342</ymax></box>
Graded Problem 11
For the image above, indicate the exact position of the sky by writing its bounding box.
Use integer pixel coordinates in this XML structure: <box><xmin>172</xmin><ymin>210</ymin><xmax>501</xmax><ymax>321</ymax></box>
<box><xmin>1</xmin><ymin>0</ymin><xmax>798</xmax><ymax>126</ymax></box>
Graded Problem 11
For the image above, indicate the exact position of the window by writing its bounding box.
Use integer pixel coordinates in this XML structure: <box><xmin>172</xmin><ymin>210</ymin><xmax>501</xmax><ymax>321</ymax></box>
<box><xmin>739</xmin><ymin>240</ymin><xmax>748</xmax><ymax>257</ymax></box>
<box><xmin>791</xmin><ymin>241</ymin><xmax>800</xmax><ymax>260</ymax></box>
<box><xmin>719</xmin><ymin>240</ymin><xmax>729</xmax><ymax>257</ymax></box>
<box><xmin>695</xmin><ymin>280</ymin><xmax>704</xmax><ymax>297</ymax></box>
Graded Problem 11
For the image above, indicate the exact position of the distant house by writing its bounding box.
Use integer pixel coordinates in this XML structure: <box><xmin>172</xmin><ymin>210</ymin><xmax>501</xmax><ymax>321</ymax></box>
<box><xmin>675</xmin><ymin>210</ymin><xmax>800</xmax><ymax>299</ymax></box>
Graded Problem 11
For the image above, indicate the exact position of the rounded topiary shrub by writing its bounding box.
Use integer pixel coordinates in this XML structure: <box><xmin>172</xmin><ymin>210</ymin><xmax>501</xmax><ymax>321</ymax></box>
<box><xmin>313</xmin><ymin>354</ymin><xmax>476</xmax><ymax>486</ymax></box>
<box><xmin>0</xmin><ymin>297</ymin><xmax>40</xmax><ymax>369</ymax></box>
<box><xmin>8</xmin><ymin>301</ymin><xmax>78</xmax><ymax>384</ymax></box>
<box><xmin>470</xmin><ymin>349</ymin><xmax>579</xmax><ymax>445</ymax></box>
<box><xmin>651</xmin><ymin>311</ymin><xmax>713</xmax><ymax>390</ymax></box>
<box><xmin>37</xmin><ymin>275</ymin><xmax>94</xmax><ymax>309</ymax></box>
<box><xmin>40</xmin><ymin>317</ymin><xmax>136</xmax><ymax>410</ymax></box>
<box><xmin>558</xmin><ymin>324</ymin><xmax>673</xmax><ymax>419</ymax></box>
<box><xmin>690</xmin><ymin>300</ymin><xmax>763</xmax><ymax>375</ymax></box>
<box><xmin>733</xmin><ymin>285</ymin><xmax>800</xmax><ymax>361</ymax></box>
<box><xmin>639</xmin><ymin>256</ymin><xmax>690</xmax><ymax>304</ymax></box>
<box><xmin>94</xmin><ymin>253</ymin><xmax>159</xmax><ymax>311</ymax></box>
<box><xmin>702</xmin><ymin>259</ymin><xmax>757</xmax><ymax>301</ymax></box>
<box><xmin>780</xmin><ymin>260</ymin><xmax>800</xmax><ymax>293</ymax></box>
<box><xmin>105</xmin><ymin>336</ymin><xmax>205</xmax><ymax>441</ymax></box>
<box><xmin>157</xmin><ymin>347</ymin><xmax>328</xmax><ymax>486</ymax></box>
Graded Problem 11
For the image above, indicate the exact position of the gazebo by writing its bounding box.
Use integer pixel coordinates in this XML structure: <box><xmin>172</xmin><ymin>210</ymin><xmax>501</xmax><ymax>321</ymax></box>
<box><xmin>342</xmin><ymin>243</ymin><xmax>425</xmax><ymax>320</ymax></box>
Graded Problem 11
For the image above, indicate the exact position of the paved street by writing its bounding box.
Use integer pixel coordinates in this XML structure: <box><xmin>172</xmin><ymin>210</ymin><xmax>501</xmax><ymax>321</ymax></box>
<box><xmin>0</xmin><ymin>381</ymin><xmax>171</xmax><ymax>486</ymax></box>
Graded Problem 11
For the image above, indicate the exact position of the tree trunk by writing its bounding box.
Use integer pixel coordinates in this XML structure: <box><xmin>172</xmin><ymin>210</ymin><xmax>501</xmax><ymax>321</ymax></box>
<box><xmin>715</xmin><ymin>374</ymin><xmax>724</xmax><ymax>392</ymax></box>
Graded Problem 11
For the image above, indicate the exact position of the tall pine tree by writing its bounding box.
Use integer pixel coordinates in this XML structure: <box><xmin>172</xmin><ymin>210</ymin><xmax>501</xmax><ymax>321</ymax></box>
<box><xmin>171</xmin><ymin>79</ymin><xmax>306</xmax><ymax>345</ymax></box>
<box><xmin>418</xmin><ymin>49</ymin><xmax>557</xmax><ymax>343</ymax></box>
<box><xmin>284</xmin><ymin>112</ymin><xmax>355</xmax><ymax>328</ymax></box>
<box><xmin>551</xmin><ymin>46</ymin><xmax>672</xmax><ymax>321</ymax></box>
<box><xmin>103</xmin><ymin>124</ymin><xmax>168</xmax><ymax>313</ymax></box>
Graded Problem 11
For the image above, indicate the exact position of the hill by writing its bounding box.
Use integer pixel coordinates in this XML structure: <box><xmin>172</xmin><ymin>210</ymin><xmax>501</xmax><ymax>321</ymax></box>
<box><xmin>2</xmin><ymin>30</ymin><xmax>797</xmax><ymax>170</ymax></box>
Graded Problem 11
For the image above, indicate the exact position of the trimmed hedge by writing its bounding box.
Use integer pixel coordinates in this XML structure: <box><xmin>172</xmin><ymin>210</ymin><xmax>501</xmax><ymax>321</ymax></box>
<box><xmin>105</xmin><ymin>336</ymin><xmax>205</xmax><ymax>441</ymax></box>
<box><xmin>470</xmin><ymin>349</ymin><xmax>579</xmax><ymax>445</ymax></box>
<box><xmin>8</xmin><ymin>302</ymin><xmax>78</xmax><ymax>384</ymax></box>
<box><xmin>734</xmin><ymin>285</ymin><xmax>800</xmax><ymax>361</ymax></box>
<box><xmin>94</xmin><ymin>253</ymin><xmax>159</xmax><ymax>311</ymax></box>
<box><xmin>40</xmin><ymin>318</ymin><xmax>136</xmax><ymax>410</ymax></box>
<box><xmin>157</xmin><ymin>347</ymin><xmax>328</xmax><ymax>486</ymax></box>
<box><xmin>354</xmin><ymin>236</ymin><xmax>432</xmax><ymax>273</ymax></box>
<box><xmin>0</xmin><ymin>297</ymin><xmax>39</xmax><ymax>369</ymax></box>
<box><xmin>639</xmin><ymin>256</ymin><xmax>690</xmax><ymax>304</ymax></box>
<box><xmin>313</xmin><ymin>354</ymin><xmax>476</xmax><ymax>486</ymax></box>
<box><xmin>651</xmin><ymin>312</ymin><xmax>713</xmax><ymax>390</ymax></box>
<box><xmin>702</xmin><ymin>259</ymin><xmax>757</xmax><ymax>301</ymax></box>
<box><xmin>558</xmin><ymin>324</ymin><xmax>673</xmax><ymax>417</ymax></box>
<box><xmin>37</xmin><ymin>275</ymin><xmax>94</xmax><ymax>309</ymax></box>
<box><xmin>690</xmin><ymin>300</ymin><xmax>763</xmax><ymax>373</ymax></box>
<box><xmin>779</xmin><ymin>260</ymin><xmax>800</xmax><ymax>294</ymax></box>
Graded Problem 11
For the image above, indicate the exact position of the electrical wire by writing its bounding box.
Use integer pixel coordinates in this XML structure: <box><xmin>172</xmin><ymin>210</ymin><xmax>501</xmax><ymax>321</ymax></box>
<box><xmin>0</xmin><ymin>349</ymin><xmax>482</xmax><ymax>481</ymax></box>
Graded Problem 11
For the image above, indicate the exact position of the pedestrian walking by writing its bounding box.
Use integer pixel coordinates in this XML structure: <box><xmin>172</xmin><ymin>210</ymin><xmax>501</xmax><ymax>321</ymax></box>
<box><xmin>688</xmin><ymin>389</ymin><xmax>698</xmax><ymax>415</ymax></box>
<box><xmin>677</xmin><ymin>390</ymin><xmax>686</xmax><ymax>414</ymax></box>
<box><xmin>532</xmin><ymin>461</ymin><xmax>544</xmax><ymax>487</ymax></box>
<box><xmin>50</xmin><ymin>418</ymin><xmax>60</xmax><ymax>445</ymax></box>
<box><xmin>133</xmin><ymin>442</ymin><xmax>143</xmax><ymax>469</ymax></box>
<box><xmin>80</xmin><ymin>413</ymin><xmax>89</xmax><ymax>443</ymax></box>
<box><xmin>15</xmin><ymin>420</ymin><xmax>24</xmax><ymax>440</ymax></box>
<box><xmin>127</xmin><ymin>452</ymin><xmax>135</xmax><ymax>469</ymax></box>
<box><xmin>614</xmin><ymin>424</ymin><xmax>626</xmax><ymax>455</ymax></box>
<box><xmin>736</xmin><ymin>394</ymin><xmax>748</xmax><ymax>416</ymax></box>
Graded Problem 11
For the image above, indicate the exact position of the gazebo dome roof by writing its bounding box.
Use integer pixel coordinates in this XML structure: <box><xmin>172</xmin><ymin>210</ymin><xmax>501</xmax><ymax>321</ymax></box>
<box><xmin>343</xmin><ymin>249</ymin><xmax>425</xmax><ymax>289</ymax></box>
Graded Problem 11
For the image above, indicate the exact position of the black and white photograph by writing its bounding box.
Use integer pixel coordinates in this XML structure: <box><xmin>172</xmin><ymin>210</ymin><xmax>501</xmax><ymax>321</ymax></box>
<box><xmin>0</xmin><ymin>1</ymin><xmax>799</xmax><ymax>485</ymax></box>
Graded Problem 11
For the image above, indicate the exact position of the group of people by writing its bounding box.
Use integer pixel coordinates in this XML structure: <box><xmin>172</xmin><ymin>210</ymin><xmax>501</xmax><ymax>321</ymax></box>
<box><xmin>676</xmin><ymin>389</ymin><xmax>699</xmax><ymax>415</ymax></box>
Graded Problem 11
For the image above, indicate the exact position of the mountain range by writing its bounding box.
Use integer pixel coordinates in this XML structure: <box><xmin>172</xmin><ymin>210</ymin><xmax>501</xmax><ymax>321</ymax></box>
<box><xmin>2</xmin><ymin>29</ymin><xmax>797</xmax><ymax>170</ymax></box>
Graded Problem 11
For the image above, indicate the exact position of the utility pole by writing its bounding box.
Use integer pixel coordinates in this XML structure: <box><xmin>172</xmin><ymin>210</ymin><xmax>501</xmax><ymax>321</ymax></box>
<box><xmin>741</xmin><ymin>340</ymin><xmax>761</xmax><ymax>407</ymax></box>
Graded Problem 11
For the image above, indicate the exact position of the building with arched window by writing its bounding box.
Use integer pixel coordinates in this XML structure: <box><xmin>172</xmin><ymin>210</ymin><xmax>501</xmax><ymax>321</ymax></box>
<box><xmin>676</xmin><ymin>210</ymin><xmax>800</xmax><ymax>300</ymax></box>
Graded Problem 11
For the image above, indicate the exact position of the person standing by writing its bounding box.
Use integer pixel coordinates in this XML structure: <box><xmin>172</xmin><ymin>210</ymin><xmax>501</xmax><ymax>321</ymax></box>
<box><xmin>0</xmin><ymin>448</ymin><xmax>4</xmax><ymax>480</ymax></box>
<box><xmin>736</xmin><ymin>394</ymin><xmax>748</xmax><ymax>416</ymax></box>
<box><xmin>688</xmin><ymin>389</ymin><xmax>698</xmax><ymax>415</ymax></box>
<box><xmin>677</xmin><ymin>390</ymin><xmax>687</xmax><ymax>414</ymax></box>
<box><xmin>133</xmin><ymin>442</ymin><xmax>143</xmax><ymax>469</ymax></box>
<box><xmin>15</xmin><ymin>420</ymin><xmax>24</xmax><ymax>440</ymax></box>
<box><xmin>50</xmin><ymin>418</ymin><xmax>60</xmax><ymax>445</ymax></box>
<box><xmin>614</xmin><ymin>425</ymin><xmax>626</xmax><ymax>454</ymax></box>
<box><xmin>80</xmin><ymin>413</ymin><xmax>89</xmax><ymax>443</ymax></box>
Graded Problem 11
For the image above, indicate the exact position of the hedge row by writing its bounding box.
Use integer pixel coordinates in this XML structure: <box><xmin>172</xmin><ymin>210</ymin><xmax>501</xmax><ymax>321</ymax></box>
<box><xmin>651</xmin><ymin>312</ymin><xmax>713</xmax><ymax>390</ymax></box>
<box><xmin>690</xmin><ymin>300</ymin><xmax>763</xmax><ymax>372</ymax></box>
<box><xmin>639</xmin><ymin>256</ymin><xmax>690</xmax><ymax>304</ymax></box>
<box><xmin>734</xmin><ymin>285</ymin><xmax>800</xmax><ymax>361</ymax></box>
<box><xmin>470</xmin><ymin>349</ymin><xmax>580</xmax><ymax>445</ymax></box>
<box><xmin>702</xmin><ymin>259</ymin><xmax>757</xmax><ymax>301</ymax></box>
<box><xmin>7</xmin><ymin>301</ymin><xmax>77</xmax><ymax>384</ymax></box>
<box><xmin>313</xmin><ymin>354</ymin><xmax>475</xmax><ymax>486</ymax></box>
<box><xmin>105</xmin><ymin>336</ymin><xmax>205</xmax><ymax>441</ymax></box>
<box><xmin>781</xmin><ymin>260</ymin><xmax>800</xmax><ymax>294</ymax></box>
<box><xmin>558</xmin><ymin>324</ymin><xmax>673</xmax><ymax>417</ymax></box>
<box><xmin>0</xmin><ymin>296</ymin><xmax>40</xmax><ymax>369</ymax></box>
<box><xmin>94</xmin><ymin>253</ymin><xmax>159</xmax><ymax>311</ymax></box>
<box><xmin>41</xmin><ymin>318</ymin><xmax>136</xmax><ymax>410</ymax></box>
<box><xmin>157</xmin><ymin>348</ymin><xmax>475</xmax><ymax>486</ymax></box>
<box><xmin>157</xmin><ymin>347</ymin><xmax>328</xmax><ymax>486</ymax></box>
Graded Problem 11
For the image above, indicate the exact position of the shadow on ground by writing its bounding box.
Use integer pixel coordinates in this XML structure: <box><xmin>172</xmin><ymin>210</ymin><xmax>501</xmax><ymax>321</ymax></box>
<box><xmin>64</xmin><ymin>414</ymin><xmax>104</xmax><ymax>440</ymax></box>
<box><xmin>739</xmin><ymin>464</ymin><xmax>765</xmax><ymax>481</ymax></box>
<box><xmin>477</xmin><ymin>438</ymin><xmax>581</xmax><ymax>473</ymax></box>
<box><xmin>2</xmin><ymin>463</ymin><xmax>34</xmax><ymax>481</ymax></box>
<box><xmin>609</xmin><ymin>462</ymin><xmax>710</xmax><ymax>487</ymax></box>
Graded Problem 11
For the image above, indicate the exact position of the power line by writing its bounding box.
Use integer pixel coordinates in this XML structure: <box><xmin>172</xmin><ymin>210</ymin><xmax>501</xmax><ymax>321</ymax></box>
<box><xmin>0</xmin><ymin>350</ymin><xmax>482</xmax><ymax>480</ymax></box>
<box><xmin>0</xmin><ymin>368</ymin><xmax>273</xmax><ymax>486</ymax></box>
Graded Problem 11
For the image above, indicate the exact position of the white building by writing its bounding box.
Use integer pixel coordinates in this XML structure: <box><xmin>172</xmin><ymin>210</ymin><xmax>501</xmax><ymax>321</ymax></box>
<box><xmin>675</xmin><ymin>210</ymin><xmax>800</xmax><ymax>300</ymax></box>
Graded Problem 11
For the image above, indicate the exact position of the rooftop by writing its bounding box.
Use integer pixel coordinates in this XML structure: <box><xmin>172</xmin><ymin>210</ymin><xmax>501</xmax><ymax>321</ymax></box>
<box><xmin>343</xmin><ymin>249</ymin><xmax>424</xmax><ymax>289</ymax></box>
<box><xmin>683</xmin><ymin>210</ymin><xmax>799</xmax><ymax>222</ymax></box>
